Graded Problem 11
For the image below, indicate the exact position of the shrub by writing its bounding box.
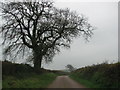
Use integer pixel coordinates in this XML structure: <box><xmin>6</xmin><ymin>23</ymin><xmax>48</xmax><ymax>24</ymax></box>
<box><xmin>71</xmin><ymin>62</ymin><xmax>120</xmax><ymax>88</ymax></box>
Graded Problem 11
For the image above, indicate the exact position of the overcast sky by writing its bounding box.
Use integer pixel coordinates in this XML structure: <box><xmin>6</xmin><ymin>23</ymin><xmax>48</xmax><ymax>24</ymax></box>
<box><xmin>0</xmin><ymin>0</ymin><xmax>118</xmax><ymax>70</ymax></box>
<box><xmin>43</xmin><ymin>1</ymin><xmax>118</xmax><ymax>70</ymax></box>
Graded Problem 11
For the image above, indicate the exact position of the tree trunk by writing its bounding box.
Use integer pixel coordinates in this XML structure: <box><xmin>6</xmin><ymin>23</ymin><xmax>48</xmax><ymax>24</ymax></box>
<box><xmin>33</xmin><ymin>49</ymin><xmax>42</xmax><ymax>72</ymax></box>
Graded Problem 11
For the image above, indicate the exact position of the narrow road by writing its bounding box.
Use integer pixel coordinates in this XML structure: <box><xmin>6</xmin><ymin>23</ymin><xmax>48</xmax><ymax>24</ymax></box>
<box><xmin>48</xmin><ymin>76</ymin><xmax>86</xmax><ymax>88</ymax></box>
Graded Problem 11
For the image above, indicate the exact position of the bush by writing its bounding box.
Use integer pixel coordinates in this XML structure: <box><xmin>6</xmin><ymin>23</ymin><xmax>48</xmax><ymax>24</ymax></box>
<box><xmin>71</xmin><ymin>62</ymin><xmax>120</xmax><ymax>88</ymax></box>
<box><xmin>2</xmin><ymin>61</ymin><xmax>34</xmax><ymax>75</ymax></box>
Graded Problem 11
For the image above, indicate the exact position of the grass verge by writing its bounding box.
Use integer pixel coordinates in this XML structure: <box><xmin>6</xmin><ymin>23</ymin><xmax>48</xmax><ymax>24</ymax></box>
<box><xmin>69</xmin><ymin>62</ymin><xmax>120</xmax><ymax>88</ymax></box>
<box><xmin>3</xmin><ymin>72</ymin><xmax>58</xmax><ymax>88</ymax></box>
<box><xmin>70</xmin><ymin>74</ymin><xmax>100</xmax><ymax>88</ymax></box>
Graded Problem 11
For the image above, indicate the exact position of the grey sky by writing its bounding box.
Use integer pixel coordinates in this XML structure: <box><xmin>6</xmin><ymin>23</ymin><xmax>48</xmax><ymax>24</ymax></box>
<box><xmin>0</xmin><ymin>1</ymin><xmax>118</xmax><ymax>70</ymax></box>
<box><xmin>43</xmin><ymin>2</ymin><xmax>118</xmax><ymax>70</ymax></box>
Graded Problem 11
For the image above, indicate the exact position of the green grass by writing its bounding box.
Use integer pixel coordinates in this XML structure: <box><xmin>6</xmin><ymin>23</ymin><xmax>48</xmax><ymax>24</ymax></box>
<box><xmin>3</xmin><ymin>72</ymin><xmax>58</xmax><ymax>88</ymax></box>
<box><xmin>69</xmin><ymin>62</ymin><xmax>120</xmax><ymax>88</ymax></box>
<box><xmin>70</xmin><ymin>74</ymin><xmax>100</xmax><ymax>88</ymax></box>
<box><xmin>70</xmin><ymin>73</ymin><xmax>119</xmax><ymax>88</ymax></box>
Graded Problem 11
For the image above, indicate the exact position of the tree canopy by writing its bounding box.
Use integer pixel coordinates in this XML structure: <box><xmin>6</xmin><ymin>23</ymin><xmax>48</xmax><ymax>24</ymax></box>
<box><xmin>66</xmin><ymin>64</ymin><xmax>76</xmax><ymax>72</ymax></box>
<box><xmin>0</xmin><ymin>0</ymin><xmax>94</xmax><ymax>70</ymax></box>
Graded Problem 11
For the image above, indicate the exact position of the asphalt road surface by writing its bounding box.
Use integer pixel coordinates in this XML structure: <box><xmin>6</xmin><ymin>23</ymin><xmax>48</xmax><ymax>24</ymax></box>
<box><xmin>48</xmin><ymin>76</ymin><xmax>86</xmax><ymax>88</ymax></box>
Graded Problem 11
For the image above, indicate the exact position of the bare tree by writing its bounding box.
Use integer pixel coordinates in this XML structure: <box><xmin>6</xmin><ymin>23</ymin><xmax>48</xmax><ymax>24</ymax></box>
<box><xmin>66</xmin><ymin>64</ymin><xmax>76</xmax><ymax>72</ymax></box>
<box><xmin>0</xmin><ymin>1</ymin><xmax>94</xmax><ymax>71</ymax></box>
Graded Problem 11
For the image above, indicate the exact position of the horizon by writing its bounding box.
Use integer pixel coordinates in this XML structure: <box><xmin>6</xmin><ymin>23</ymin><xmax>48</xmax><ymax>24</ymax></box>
<box><xmin>0</xmin><ymin>1</ymin><xmax>118</xmax><ymax>70</ymax></box>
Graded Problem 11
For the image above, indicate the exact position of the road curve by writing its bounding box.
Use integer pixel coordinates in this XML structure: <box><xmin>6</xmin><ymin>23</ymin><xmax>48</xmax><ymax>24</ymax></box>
<box><xmin>48</xmin><ymin>75</ymin><xmax>86</xmax><ymax>88</ymax></box>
